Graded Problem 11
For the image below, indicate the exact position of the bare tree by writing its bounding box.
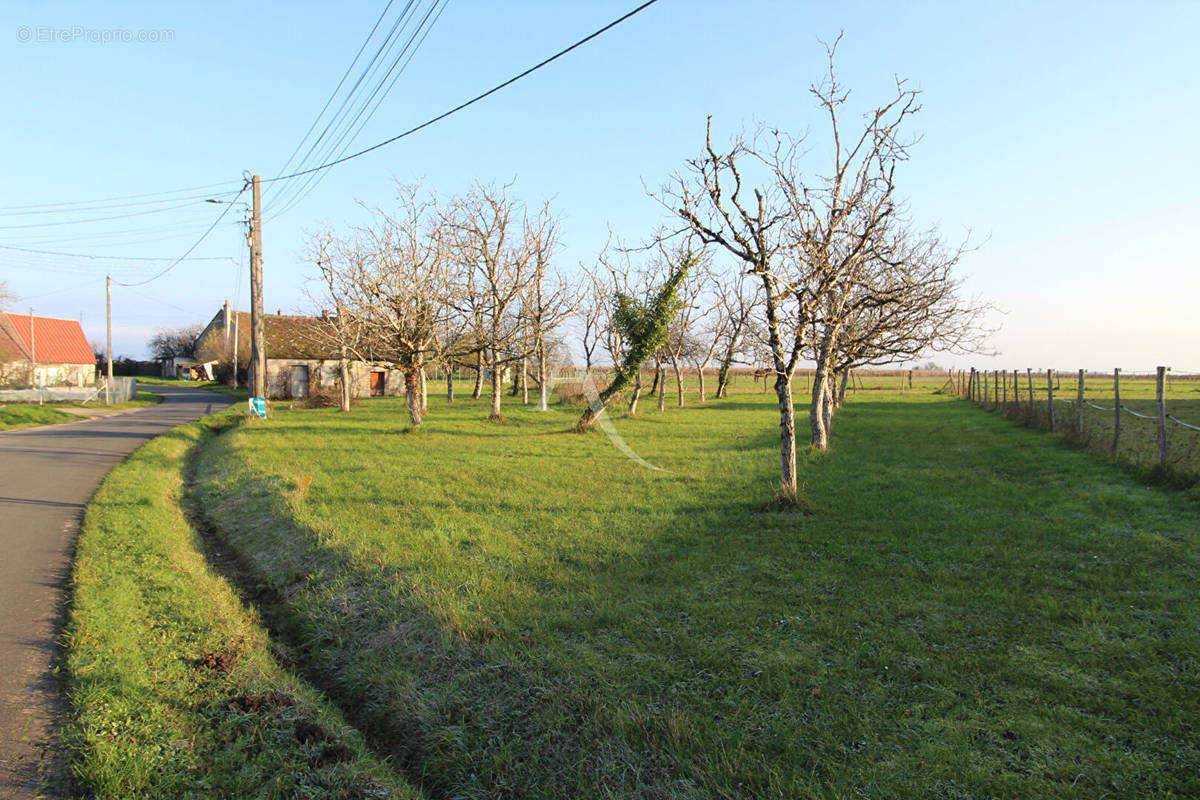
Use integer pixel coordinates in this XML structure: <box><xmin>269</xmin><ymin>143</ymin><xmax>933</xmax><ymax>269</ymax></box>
<box><xmin>0</xmin><ymin>281</ymin><xmax>14</xmax><ymax>310</ymax></box>
<box><xmin>669</xmin><ymin>39</ymin><xmax>930</xmax><ymax>497</ymax></box>
<box><xmin>813</xmin><ymin>226</ymin><xmax>990</xmax><ymax>427</ymax></box>
<box><xmin>326</xmin><ymin>185</ymin><xmax>457</xmax><ymax>428</ymax></box>
<box><xmin>522</xmin><ymin>204</ymin><xmax>575</xmax><ymax>411</ymax></box>
<box><xmin>307</xmin><ymin>229</ymin><xmax>373</xmax><ymax>412</ymax></box>
<box><xmin>148</xmin><ymin>325</ymin><xmax>203</xmax><ymax>361</ymax></box>
<box><xmin>667</xmin><ymin>119</ymin><xmax>806</xmax><ymax>498</ymax></box>
<box><xmin>447</xmin><ymin>183</ymin><xmax>534</xmax><ymax>420</ymax></box>
<box><xmin>711</xmin><ymin>268</ymin><xmax>760</xmax><ymax>398</ymax></box>
<box><xmin>659</xmin><ymin>241</ymin><xmax>709</xmax><ymax>407</ymax></box>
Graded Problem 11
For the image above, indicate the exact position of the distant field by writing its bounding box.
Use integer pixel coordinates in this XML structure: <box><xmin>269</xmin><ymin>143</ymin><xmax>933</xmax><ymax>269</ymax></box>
<box><xmin>186</xmin><ymin>382</ymin><xmax>1200</xmax><ymax>799</ymax></box>
<box><xmin>959</xmin><ymin>371</ymin><xmax>1200</xmax><ymax>479</ymax></box>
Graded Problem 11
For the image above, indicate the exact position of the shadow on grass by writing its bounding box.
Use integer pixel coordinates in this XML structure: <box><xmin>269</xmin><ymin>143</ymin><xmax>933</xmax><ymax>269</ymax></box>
<box><xmin>189</xmin><ymin>397</ymin><xmax>1200</xmax><ymax>799</ymax></box>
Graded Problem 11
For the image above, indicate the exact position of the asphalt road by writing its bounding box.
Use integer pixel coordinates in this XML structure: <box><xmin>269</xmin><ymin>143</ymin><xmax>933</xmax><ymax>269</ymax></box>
<box><xmin>0</xmin><ymin>386</ymin><xmax>233</xmax><ymax>798</ymax></box>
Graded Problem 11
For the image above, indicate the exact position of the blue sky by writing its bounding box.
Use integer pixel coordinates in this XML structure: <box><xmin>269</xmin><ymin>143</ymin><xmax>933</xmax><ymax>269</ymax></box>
<box><xmin>1</xmin><ymin>0</ymin><xmax>1197</xmax><ymax>370</ymax></box>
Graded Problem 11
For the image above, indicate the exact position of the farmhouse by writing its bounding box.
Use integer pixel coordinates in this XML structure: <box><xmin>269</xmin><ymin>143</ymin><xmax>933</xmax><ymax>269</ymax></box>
<box><xmin>193</xmin><ymin>304</ymin><xmax>405</xmax><ymax>399</ymax></box>
<box><xmin>0</xmin><ymin>312</ymin><xmax>95</xmax><ymax>388</ymax></box>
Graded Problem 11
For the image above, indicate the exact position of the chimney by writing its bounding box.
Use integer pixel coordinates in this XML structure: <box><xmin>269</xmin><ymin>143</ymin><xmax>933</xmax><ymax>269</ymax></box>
<box><xmin>224</xmin><ymin>299</ymin><xmax>231</xmax><ymax>341</ymax></box>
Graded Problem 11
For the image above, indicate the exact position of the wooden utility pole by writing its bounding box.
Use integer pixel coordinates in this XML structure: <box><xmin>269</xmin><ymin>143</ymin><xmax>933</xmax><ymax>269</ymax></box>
<box><xmin>105</xmin><ymin>275</ymin><xmax>113</xmax><ymax>405</ymax></box>
<box><xmin>249</xmin><ymin>174</ymin><xmax>266</xmax><ymax>402</ymax></box>
<box><xmin>28</xmin><ymin>307</ymin><xmax>36</xmax><ymax>388</ymax></box>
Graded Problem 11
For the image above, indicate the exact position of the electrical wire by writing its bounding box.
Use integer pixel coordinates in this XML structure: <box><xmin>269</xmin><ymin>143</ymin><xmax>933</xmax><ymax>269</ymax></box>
<box><xmin>0</xmin><ymin>199</ymin><xmax>218</xmax><ymax>230</ymax></box>
<box><xmin>267</xmin><ymin>0</ymin><xmax>449</xmax><ymax>219</ymax></box>
<box><xmin>113</xmin><ymin>183</ymin><xmax>248</xmax><ymax>288</ymax></box>
<box><xmin>0</xmin><ymin>180</ymin><xmax>243</xmax><ymax>213</ymax></box>
<box><xmin>262</xmin><ymin>0</ymin><xmax>662</xmax><ymax>186</ymax></box>
<box><xmin>265</xmin><ymin>0</ymin><xmax>434</xmax><ymax>214</ymax></box>
<box><xmin>268</xmin><ymin>0</ymin><xmax>399</xmax><ymax>188</ymax></box>
<box><xmin>0</xmin><ymin>243</ymin><xmax>234</xmax><ymax>261</ymax></box>
<box><xmin>263</xmin><ymin>0</ymin><xmax>419</xmax><ymax>207</ymax></box>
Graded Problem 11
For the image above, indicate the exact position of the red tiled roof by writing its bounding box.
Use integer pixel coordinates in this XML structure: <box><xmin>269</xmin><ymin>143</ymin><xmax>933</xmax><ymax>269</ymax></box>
<box><xmin>0</xmin><ymin>315</ymin><xmax>28</xmax><ymax>361</ymax></box>
<box><xmin>2</xmin><ymin>312</ymin><xmax>95</xmax><ymax>365</ymax></box>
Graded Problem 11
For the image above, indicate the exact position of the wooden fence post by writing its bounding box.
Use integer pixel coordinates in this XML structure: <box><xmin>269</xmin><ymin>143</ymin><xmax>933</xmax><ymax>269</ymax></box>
<box><xmin>1026</xmin><ymin>368</ymin><xmax>1034</xmax><ymax>417</ymax></box>
<box><xmin>1112</xmin><ymin>368</ymin><xmax>1121</xmax><ymax>458</ymax></box>
<box><xmin>1047</xmin><ymin>369</ymin><xmax>1056</xmax><ymax>432</ymax></box>
<box><xmin>1076</xmin><ymin>369</ymin><xmax>1085</xmax><ymax>440</ymax></box>
<box><xmin>1156</xmin><ymin>366</ymin><xmax>1168</xmax><ymax>464</ymax></box>
<box><xmin>1002</xmin><ymin>369</ymin><xmax>1008</xmax><ymax>409</ymax></box>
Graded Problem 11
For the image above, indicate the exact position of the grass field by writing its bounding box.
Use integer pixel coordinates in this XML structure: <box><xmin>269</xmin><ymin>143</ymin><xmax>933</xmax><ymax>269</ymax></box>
<box><xmin>182</xmin><ymin>383</ymin><xmax>1200</xmax><ymax>799</ymax></box>
<box><xmin>64</xmin><ymin>411</ymin><xmax>425</xmax><ymax>798</ymax></box>
<box><xmin>958</xmin><ymin>372</ymin><xmax>1200</xmax><ymax>481</ymax></box>
<box><xmin>0</xmin><ymin>390</ymin><xmax>161</xmax><ymax>431</ymax></box>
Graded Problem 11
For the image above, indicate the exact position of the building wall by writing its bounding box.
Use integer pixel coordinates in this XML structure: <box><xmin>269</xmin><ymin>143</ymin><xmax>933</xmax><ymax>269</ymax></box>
<box><xmin>0</xmin><ymin>360</ymin><xmax>94</xmax><ymax>388</ymax></box>
<box><xmin>263</xmin><ymin>358</ymin><xmax>405</xmax><ymax>399</ymax></box>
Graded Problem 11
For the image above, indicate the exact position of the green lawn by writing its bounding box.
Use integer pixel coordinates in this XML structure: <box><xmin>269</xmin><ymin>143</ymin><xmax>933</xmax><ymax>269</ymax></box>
<box><xmin>185</xmin><ymin>385</ymin><xmax>1200</xmax><ymax>799</ymax></box>
<box><xmin>0</xmin><ymin>403</ymin><xmax>74</xmax><ymax>430</ymax></box>
<box><xmin>64</xmin><ymin>410</ymin><xmax>425</xmax><ymax>799</ymax></box>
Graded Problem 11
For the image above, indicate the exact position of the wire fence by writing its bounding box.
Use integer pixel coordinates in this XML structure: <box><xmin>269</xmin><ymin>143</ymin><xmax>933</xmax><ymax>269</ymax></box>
<box><xmin>952</xmin><ymin>366</ymin><xmax>1200</xmax><ymax>481</ymax></box>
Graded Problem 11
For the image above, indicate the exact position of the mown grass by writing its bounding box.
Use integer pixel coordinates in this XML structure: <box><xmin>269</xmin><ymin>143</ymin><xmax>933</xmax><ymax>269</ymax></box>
<box><xmin>0</xmin><ymin>391</ymin><xmax>163</xmax><ymax>431</ymax></box>
<box><xmin>0</xmin><ymin>402</ymin><xmax>74</xmax><ymax>430</ymax></box>
<box><xmin>966</xmin><ymin>373</ymin><xmax>1200</xmax><ymax>481</ymax></box>
<box><xmin>64</xmin><ymin>410</ymin><xmax>425</xmax><ymax>799</ymax></box>
<box><xmin>190</xmin><ymin>385</ymin><xmax>1200</xmax><ymax>798</ymax></box>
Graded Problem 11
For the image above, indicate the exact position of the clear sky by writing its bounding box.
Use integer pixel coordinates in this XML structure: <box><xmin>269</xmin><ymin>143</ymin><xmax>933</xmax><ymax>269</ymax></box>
<box><xmin>2</xmin><ymin>1</ymin><xmax>1197</xmax><ymax>371</ymax></box>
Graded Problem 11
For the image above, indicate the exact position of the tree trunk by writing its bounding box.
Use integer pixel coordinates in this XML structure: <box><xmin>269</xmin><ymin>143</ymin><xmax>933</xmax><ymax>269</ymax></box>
<box><xmin>405</xmin><ymin>368</ymin><xmax>422</xmax><ymax>428</ymax></box>
<box><xmin>775</xmin><ymin>371</ymin><xmax>797</xmax><ymax>495</ymax></box>
<box><xmin>419</xmin><ymin>364</ymin><xmax>428</xmax><ymax>413</ymax></box>
<box><xmin>672</xmin><ymin>359</ymin><xmax>684</xmax><ymax>407</ymax></box>
<box><xmin>472</xmin><ymin>349</ymin><xmax>484</xmax><ymax>399</ymax></box>
<box><xmin>521</xmin><ymin>355</ymin><xmax>529</xmax><ymax>405</ymax></box>
<box><xmin>446</xmin><ymin>363</ymin><xmax>455</xmax><ymax>403</ymax></box>
<box><xmin>339</xmin><ymin>357</ymin><xmax>351</xmax><ymax>412</ymax></box>
<box><xmin>489</xmin><ymin>355</ymin><xmax>502</xmax><ymax>418</ymax></box>
<box><xmin>649</xmin><ymin>365</ymin><xmax>660</xmax><ymax>397</ymax></box>
<box><xmin>716</xmin><ymin>360</ymin><xmax>731</xmax><ymax>399</ymax></box>
<box><xmin>697</xmin><ymin>366</ymin><xmax>706</xmax><ymax>402</ymax></box>
<box><xmin>809</xmin><ymin>327</ymin><xmax>838</xmax><ymax>451</ymax></box>
<box><xmin>836</xmin><ymin>368</ymin><xmax>849</xmax><ymax>408</ymax></box>
<box><xmin>628</xmin><ymin>371</ymin><xmax>642</xmax><ymax>416</ymax></box>
<box><xmin>537</xmin><ymin>341</ymin><xmax>549</xmax><ymax>411</ymax></box>
<box><xmin>657</xmin><ymin>365</ymin><xmax>666</xmax><ymax>411</ymax></box>
<box><xmin>822</xmin><ymin>378</ymin><xmax>834</xmax><ymax>435</ymax></box>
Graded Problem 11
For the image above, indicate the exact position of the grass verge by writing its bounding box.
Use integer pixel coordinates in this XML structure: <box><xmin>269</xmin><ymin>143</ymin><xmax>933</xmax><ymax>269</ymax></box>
<box><xmin>0</xmin><ymin>403</ymin><xmax>74</xmax><ymax>430</ymax></box>
<box><xmin>63</xmin><ymin>409</ymin><xmax>425</xmax><ymax>799</ymax></box>
<box><xmin>190</xmin><ymin>390</ymin><xmax>1200</xmax><ymax>799</ymax></box>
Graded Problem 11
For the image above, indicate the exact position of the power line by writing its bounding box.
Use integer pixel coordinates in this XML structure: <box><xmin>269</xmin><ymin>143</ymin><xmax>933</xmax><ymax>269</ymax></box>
<box><xmin>265</xmin><ymin>0</ymin><xmax>435</xmax><ymax>214</ymax></box>
<box><xmin>113</xmin><ymin>183</ymin><xmax>249</xmax><ymax>288</ymax></box>
<box><xmin>268</xmin><ymin>0</ymin><xmax>400</xmax><ymax>188</ymax></box>
<box><xmin>268</xmin><ymin>0</ymin><xmax>449</xmax><ymax>219</ymax></box>
<box><xmin>262</xmin><ymin>0</ymin><xmax>662</xmax><ymax>186</ymax></box>
<box><xmin>0</xmin><ymin>188</ymin><xmax>243</xmax><ymax>218</ymax></box>
<box><xmin>0</xmin><ymin>180</ymin><xmax>243</xmax><ymax>213</ymax></box>
<box><xmin>0</xmin><ymin>199</ymin><xmax>216</xmax><ymax>230</ymax></box>
<box><xmin>0</xmin><ymin>243</ymin><xmax>234</xmax><ymax>262</ymax></box>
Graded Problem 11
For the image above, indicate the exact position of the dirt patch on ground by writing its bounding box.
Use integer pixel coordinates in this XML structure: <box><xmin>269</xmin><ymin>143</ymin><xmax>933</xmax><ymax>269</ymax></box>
<box><xmin>195</xmin><ymin>651</ymin><xmax>237</xmax><ymax>672</ymax></box>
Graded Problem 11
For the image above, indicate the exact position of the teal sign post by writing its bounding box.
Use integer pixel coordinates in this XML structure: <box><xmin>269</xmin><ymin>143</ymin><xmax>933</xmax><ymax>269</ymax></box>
<box><xmin>249</xmin><ymin>397</ymin><xmax>267</xmax><ymax>419</ymax></box>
